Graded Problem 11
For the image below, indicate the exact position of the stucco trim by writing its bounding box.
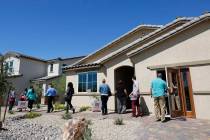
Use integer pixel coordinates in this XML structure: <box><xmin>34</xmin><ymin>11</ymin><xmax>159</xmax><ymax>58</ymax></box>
<box><xmin>73</xmin><ymin>93</ymin><xmax>114</xmax><ymax>96</ymax></box>
<box><xmin>193</xmin><ymin>91</ymin><xmax>210</xmax><ymax>95</ymax></box>
<box><xmin>147</xmin><ymin>59</ymin><xmax>210</xmax><ymax>70</ymax></box>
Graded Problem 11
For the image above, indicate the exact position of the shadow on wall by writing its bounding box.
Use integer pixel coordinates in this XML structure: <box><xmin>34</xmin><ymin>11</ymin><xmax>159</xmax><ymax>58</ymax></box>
<box><xmin>140</xmin><ymin>96</ymin><xmax>150</xmax><ymax>115</ymax></box>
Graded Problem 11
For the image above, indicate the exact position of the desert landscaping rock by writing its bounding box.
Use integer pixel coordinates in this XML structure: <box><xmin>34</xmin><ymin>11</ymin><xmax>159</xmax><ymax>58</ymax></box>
<box><xmin>0</xmin><ymin>115</ymin><xmax>62</xmax><ymax>140</ymax></box>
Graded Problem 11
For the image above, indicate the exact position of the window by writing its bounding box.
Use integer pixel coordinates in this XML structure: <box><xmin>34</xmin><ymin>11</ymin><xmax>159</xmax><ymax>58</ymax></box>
<box><xmin>5</xmin><ymin>61</ymin><xmax>14</xmax><ymax>73</ymax></box>
<box><xmin>78</xmin><ymin>72</ymin><xmax>97</xmax><ymax>92</ymax></box>
<box><xmin>50</xmin><ymin>64</ymin><xmax>53</xmax><ymax>72</ymax></box>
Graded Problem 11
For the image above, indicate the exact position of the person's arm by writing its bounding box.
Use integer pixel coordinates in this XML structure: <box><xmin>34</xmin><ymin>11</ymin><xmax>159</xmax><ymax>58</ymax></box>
<box><xmin>150</xmin><ymin>82</ymin><xmax>153</xmax><ymax>98</ymax></box>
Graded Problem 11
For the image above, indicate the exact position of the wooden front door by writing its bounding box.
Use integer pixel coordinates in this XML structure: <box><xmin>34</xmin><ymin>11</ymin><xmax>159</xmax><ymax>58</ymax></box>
<box><xmin>166</xmin><ymin>68</ymin><xmax>196</xmax><ymax>118</ymax></box>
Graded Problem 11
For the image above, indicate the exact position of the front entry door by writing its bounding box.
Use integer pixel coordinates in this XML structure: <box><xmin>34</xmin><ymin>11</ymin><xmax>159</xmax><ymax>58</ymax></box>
<box><xmin>166</xmin><ymin>68</ymin><xmax>196</xmax><ymax>118</ymax></box>
<box><xmin>167</xmin><ymin>68</ymin><xmax>183</xmax><ymax>118</ymax></box>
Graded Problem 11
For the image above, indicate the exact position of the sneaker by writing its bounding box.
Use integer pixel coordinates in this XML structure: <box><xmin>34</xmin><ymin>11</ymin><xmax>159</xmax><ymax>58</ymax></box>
<box><xmin>161</xmin><ymin>119</ymin><xmax>167</xmax><ymax>123</ymax></box>
<box><xmin>156</xmin><ymin>119</ymin><xmax>161</xmax><ymax>122</ymax></box>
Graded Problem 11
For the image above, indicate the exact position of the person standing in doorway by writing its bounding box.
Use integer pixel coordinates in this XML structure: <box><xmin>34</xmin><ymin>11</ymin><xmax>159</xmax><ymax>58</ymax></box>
<box><xmin>45</xmin><ymin>84</ymin><xmax>57</xmax><ymax>113</ymax></box>
<box><xmin>129</xmin><ymin>76</ymin><xmax>141</xmax><ymax>117</ymax></box>
<box><xmin>65</xmin><ymin>82</ymin><xmax>75</xmax><ymax>114</ymax></box>
<box><xmin>99</xmin><ymin>79</ymin><xmax>111</xmax><ymax>115</ymax></box>
<box><xmin>151</xmin><ymin>73</ymin><xmax>168</xmax><ymax>122</ymax></box>
<box><xmin>26</xmin><ymin>86</ymin><xmax>37</xmax><ymax>112</ymax></box>
<box><xmin>116</xmin><ymin>80</ymin><xmax>127</xmax><ymax>114</ymax></box>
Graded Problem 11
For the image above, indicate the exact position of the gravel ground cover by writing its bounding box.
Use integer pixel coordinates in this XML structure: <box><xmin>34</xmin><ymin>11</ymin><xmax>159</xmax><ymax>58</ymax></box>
<box><xmin>1</xmin><ymin>108</ymin><xmax>210</xmax><ymax>140</ymax></box>
<box><xmin>0</xmin><ymin>115</ymin><xmax>62</xmax><ymax>140</ymax></box>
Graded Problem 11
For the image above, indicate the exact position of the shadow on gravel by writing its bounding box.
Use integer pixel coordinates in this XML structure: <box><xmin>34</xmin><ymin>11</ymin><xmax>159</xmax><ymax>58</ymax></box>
<box><xmin>0</xmin><ymin>128</ymin><xmax>8</xmax><ymax>131</ymax></box>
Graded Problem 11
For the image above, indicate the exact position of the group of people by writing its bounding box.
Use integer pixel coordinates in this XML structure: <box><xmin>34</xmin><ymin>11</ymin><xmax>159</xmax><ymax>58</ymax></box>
<box><xmin>8</xmin><ymin>73</ymin><xmax>168</xmax><ymax>122</ymax></box>
<box><xmin>98</xmin><ymin>76</ymin><xmax>142</xmax><ymax>117</ymax></box>
<box><xmin>9</xmin><ymin>86</ymin><xmax>37</xmax><ymax>112</ymax></box>
<box><xmin>99</xmin><ymin>74</ymin><xmax>168</xmax><ymax>122</ymax></box>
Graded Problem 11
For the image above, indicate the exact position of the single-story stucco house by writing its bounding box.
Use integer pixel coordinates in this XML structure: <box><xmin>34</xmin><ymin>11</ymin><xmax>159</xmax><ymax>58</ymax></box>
<box><xmin>64</xmin><ymin>13</ymin><xmax>210</xmax><ymax>120</ymax></box>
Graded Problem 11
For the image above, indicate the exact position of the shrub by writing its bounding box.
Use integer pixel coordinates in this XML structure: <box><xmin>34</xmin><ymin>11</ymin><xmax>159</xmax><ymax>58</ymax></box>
<box><xmin>82</xmin><ymin>125</ymin><xmax>92</xmax><ymax>140</ymax></box>
<box><xmin>62</xmin><ymin>112</ymin><xmax>72</xmax><ymax>120</ymax></box>
<box><xmin>79</xmin><ymin>106</ymin><xmax>91</xmax><ymax>112</ymax></box>
<box><xmin>114</xmin><ymin>118</ymin><xmax>124</xmax><ymax>125</ymax></box>
<box><xmin>8</xmin><ymin>110</ymin><xmax>15</xmax><ymax>115</ymax></box>
<box><xmin>24</xmin><ymin>112</ymin><xmax>42</xmax><ymax>119</ymax></box>
<box><xmin>36</xmin><ymin>104</ymin><xmax>41</xmax><ymax>109</ymax></box>
<box><xmin>54</xmin><ymin>103</ymin><xmax>65</xmax><ymax>110</ymax></box>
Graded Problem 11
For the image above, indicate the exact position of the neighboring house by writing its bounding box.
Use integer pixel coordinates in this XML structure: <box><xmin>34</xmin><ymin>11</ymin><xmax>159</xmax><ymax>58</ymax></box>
<box><xmin>64</xmin><ymin>13</ymin><xmax>210</xmax><ymax>120</ymax></box>
<box><xmin>32</xmin><ymin>56</ymin><xmax>85</xmax><ymax>103</ymax></box>
<box><xmin>4</xmin><ymin>52</ymin><xmax>47</xmax><ymax>96</ymax></box>
<box><xmin>3</xmin><ymin>51</ymin><xmax>85</xmax><ymax>104</ymax></box>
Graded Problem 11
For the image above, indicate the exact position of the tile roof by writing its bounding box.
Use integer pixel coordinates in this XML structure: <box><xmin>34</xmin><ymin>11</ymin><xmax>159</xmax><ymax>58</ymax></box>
<box><xmin>127</xmin><ymin>13</ymin><xmax>210</xmax><ymax>57</ymax></box>
<box><xmin>63</xmin><ymin>63</ymin><xmax>101</xmax><ymax>71</ymax></box>
<box><xmin>72</xmin><ymin>24</ymin><xmax>163</xmax><ymax>66</ymax></box>
<box><xmin>94</xmin><ymin>17</ymin><xmax>195</xmax><ymax>64</ymax></box>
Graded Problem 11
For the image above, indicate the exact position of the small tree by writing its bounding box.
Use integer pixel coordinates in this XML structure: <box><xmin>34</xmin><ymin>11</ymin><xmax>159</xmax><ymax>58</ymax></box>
<box><xmin>0</xmin><ymin>55</ymin><xmax>11</xmax><ymax>128</ymax></box>
<box><xmin>51</xmin><ymin>74</ymin><xmax>66</xmax><ymax>103</ymax></box>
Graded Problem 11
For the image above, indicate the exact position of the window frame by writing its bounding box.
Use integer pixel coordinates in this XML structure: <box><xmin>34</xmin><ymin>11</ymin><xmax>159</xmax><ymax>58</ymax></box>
<box><xmin>78</xmin><ymin>71</ymin><xmax>97</xmax><ymax>93</ymax></box>
<box><xmin>50</xmin><ymin>63</ymin><xmax>54</xmax><ymax>72</ymax></box>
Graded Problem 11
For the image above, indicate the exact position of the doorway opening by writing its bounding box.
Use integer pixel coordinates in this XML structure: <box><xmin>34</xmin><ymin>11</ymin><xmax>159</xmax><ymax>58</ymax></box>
<box><xmin>156</xmin><ymin>67</ymin><xmax>196</xmax><ymax>118</ymax></box>
<box><xmin>115</xmin><ymin>66</ymin><xmax>134</xmax><ymax>110</ymax></box>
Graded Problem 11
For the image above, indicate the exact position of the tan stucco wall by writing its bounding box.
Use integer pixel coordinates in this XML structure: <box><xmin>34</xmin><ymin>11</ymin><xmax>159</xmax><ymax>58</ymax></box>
<box><xmin>193</xmin><ymin>95</ymin><xmax>210</xmax><ymax>120</ymax></box>
<box><xmin>83</xmin><ymin>28</ymin><xmax>156</xmax><ymax>64</ymax></box>
<box><xmin>132</xmin><ymin>20</ymin><xmax>210</xmax><ymax>92</ymax></box>
<box><xmin>105</xmin><ymin>54</ymin><xmax>134</xmax><ymax>92</ymax></box>
<box><xmin>190</xmin><ymin>65</ymin><xmax>210</xmax><ymax>92</ymax></box>
<box><xmin>131</xmin><ymin>19</ymin><xmax>210</xmax><ymax>118</ymax></box>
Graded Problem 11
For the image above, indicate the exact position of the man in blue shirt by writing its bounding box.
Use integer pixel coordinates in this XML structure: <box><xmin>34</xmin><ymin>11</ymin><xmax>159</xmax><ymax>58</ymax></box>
<box><xmin>45</xmin><ymin>84</ymin><xmax>57</xmax><ymax>113</ymax></box>
<box><xmin>99</xmin><ymin>79</ymin><xmax>111</xmax><ymax>115</ymax></box>
<box><xmin>151</xmin><ymin>73</ymin><xmax>167</xmax><ymax>122</ymax></box>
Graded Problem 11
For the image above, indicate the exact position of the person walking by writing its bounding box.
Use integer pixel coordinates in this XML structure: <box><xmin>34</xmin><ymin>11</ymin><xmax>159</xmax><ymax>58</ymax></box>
<box><xmin>65</xmin><ymin>82</ymin><xmax>75</xmax><ymax>114</ymax></box>
<box><xmin>151</xmin><ymin>73</ymin><xmax>168</xmax><ymax>122</ymax></box>
<box><xmin>129</xmin><ymin>76</ymin><xmax>141</xmax><ymax>117</ymax></box>
<box><xmin>26</xmin><ymin>86</ymin><xmax>37</xmax><ymax>112</ymax></box>
<box><xmin>8</xmin><ymin>90</ymin><xmax>16</xmax><ymax>112</ymax></box>
<box><xmin>116</xmin><ymin>80</ymin><xmax>127</xmax><ymax>114</ymax></box>
<box><xmin>45</xmin><ymin>84</ymin><xmax>57</xmax><ymax>113</ymax></box>
<box><xmin>99</xmin><ymin>79</ymin><xmax>111</xmax><ymax>115</ymax></box>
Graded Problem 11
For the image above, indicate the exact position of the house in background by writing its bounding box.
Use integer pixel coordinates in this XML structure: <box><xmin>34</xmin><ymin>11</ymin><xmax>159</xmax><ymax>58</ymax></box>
<box><xmin>4</xmin><ymin>51</ymin><xmax>47</xmax><ymax>96</ymax></box>
<box><xmin>32</xmin><ymin>56</ymin><xmax>85</xmax><ymax>103</ymax></box>
<box><xmin>64</xmin><ymin>13</ymin><xmax>210</xmax><ymax>120</ymax></box>
<box><xmin>3</xmin><ymin>51</ymin><xmax>85</xmax><ymax>104</ymax></box>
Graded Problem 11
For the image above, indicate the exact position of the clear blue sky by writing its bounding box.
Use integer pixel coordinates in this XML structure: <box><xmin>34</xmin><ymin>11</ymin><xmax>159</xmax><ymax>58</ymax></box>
<box><xmin>0</xmin><ymin>0</ymin><xmax>210</xmax><ymax>60</ymax></box>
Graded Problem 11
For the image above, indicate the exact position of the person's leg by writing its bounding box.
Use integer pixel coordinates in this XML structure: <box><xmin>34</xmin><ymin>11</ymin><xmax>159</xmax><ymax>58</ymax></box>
<box><xmin>104</xmin><ymin>96</ymin><xmax>108</xmax><ymax>115</ymax></box>
<box><xmin>175</xmin><ymin>96</ymin><xmax>181</xmax><ymax>111</ymax></box>
<box><xmin>121</xmin><ymin>97</ymin><xmax>127</xmax><ymax>114</ymax></box>
<box><xmin>68</xmin><ymin>96</ymin><xmax>75</xmax><ymax>113</ymax></box>
<box><xmin>136</xmin><ymin>97</ymin><xmax>141</xmax><ymax>117</ymax></box>
<box><xmin>47</xmin><ymin>96</ymin><xmax>52</xmax><ymax>113</ymax></box>
<box><xmin>101</xmin><ymin>96</ymin><xmax>105</xmax><ymax>115</ymax></box>
<box><xmin>131</xmin><ymin>100</ymin><xmax>136</xmax><ymax>117</ymax></box>
<box><xmin>117</xmin><ymin>97</ymin><xmax>121</xmax><ymax>114</ymax></box>
<box><xmin>51</xmin><ymin>96</ymin><xmax>54</xmax><ymax>112</ymax></box>
<box><xmin>154</xmin><ymin>97</ymin><xmax>161</xmax><ymax>121</ymax></box>
<box><xmin>159</xmin><ymin>96</ymin><xmax>166</xmax><ymax>122</ymax></box>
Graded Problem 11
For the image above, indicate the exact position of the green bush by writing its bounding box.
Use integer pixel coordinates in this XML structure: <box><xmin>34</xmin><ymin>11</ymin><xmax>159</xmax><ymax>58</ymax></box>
<box><xmin>54</xmin><ymin>103</ymin><xmax>65</xmax><ymax>110</ymax></box>
<box><xmin>79</xmin><ymin>106</ymin><xmax>91</xmax><ymax>112</ymax></box>
<box><xmin>82</xmin><ymin>126</ymin><xmax>92</xmax><ymax>140</ymax></box>
<box><xmin>62</xmin><ymin>112</ymin><xmax>72</xmax><ymax>120</ymax></box>
<box><xmin>8</xmin><ymin>110</ymin><xmax>15</xmax><ymax>115</ymax></box>
<box><xmin>36</xmin><ymin>104</ymin><xmax>41</xmax><ymax>109</ymax></box>
<box><xmin>114</xmin><ymin>118</ymin><xmax>124</xmax><ymax>125</ymax></box>
<box><xmin>24</xmin><ymin>112</ymin><xmax>42</xmax><ymax>119</ymax></box>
